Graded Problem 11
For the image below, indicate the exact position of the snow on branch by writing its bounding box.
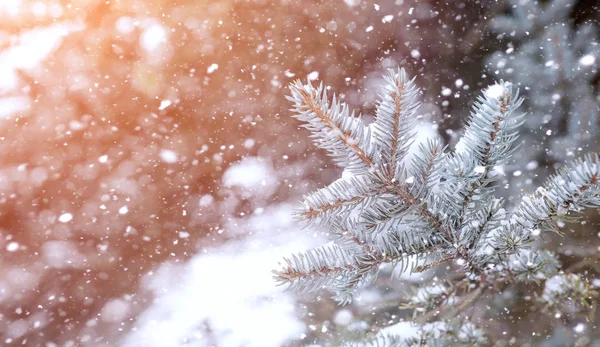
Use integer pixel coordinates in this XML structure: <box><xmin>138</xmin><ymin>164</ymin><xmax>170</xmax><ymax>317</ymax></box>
<box><xmin>488</xmin><ymin>0</ymin><xmax>600</xmax><ymax>163</ymax></box>
<box><xmin>287</xmin><ymin>80</ymin><xmax>376</xmax><ymax>173</ymax></box>
<box><xmin>274</xmin><ymin>67</ymin><xmax>600</xmax><ymax>345</ymax></box>
<box><xmin>515</xmin><ymin>153</ymin><xmax>600</xmax><ymax>231</ymax></box>
<box><xmin>371</xmin><ymin>68</ymin><xmax>420</xmax><ymax>179</ymax></box>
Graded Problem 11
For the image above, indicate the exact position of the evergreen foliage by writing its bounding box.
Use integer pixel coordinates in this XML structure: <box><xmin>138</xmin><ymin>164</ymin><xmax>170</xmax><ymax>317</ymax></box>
<box><xmin>273</xmin><ymin>68</ymin><xmax>600</xmax><ymax>345</ymax></box>
<box><xmin>487</xmin><ymin>0</ymin><xmax>600</xmax><ymax>162</ymax></box>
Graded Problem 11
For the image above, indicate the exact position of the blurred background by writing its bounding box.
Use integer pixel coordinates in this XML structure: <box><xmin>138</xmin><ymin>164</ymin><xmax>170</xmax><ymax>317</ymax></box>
<box><xmin>0</xmin><ymin>0</ymin><xmax>598</xmax><ymax>346</ymax></box>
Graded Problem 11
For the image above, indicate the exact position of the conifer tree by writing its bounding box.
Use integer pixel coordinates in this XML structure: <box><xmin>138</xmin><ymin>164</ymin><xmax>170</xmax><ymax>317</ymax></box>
<box><xmin>487</xmin><ymin>0</ymin><xmax>600</xmax><ymax>164</ymax></box>
<box><xmin>273</xmin><ymin>68</ymin><xmax>599</xmax><ymax>345</ymax></box>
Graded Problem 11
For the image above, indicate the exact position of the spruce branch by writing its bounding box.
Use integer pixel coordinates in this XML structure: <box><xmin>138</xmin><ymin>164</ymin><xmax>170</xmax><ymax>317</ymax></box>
<box><xmin>539</xmin><ymin>273</ymin><xmax>598</xmax><ymax>313</ymax></box>
<box><xmin>297</xmin><ymin>175</ymin><xmax>385</xmax><ymax>227</ymax></box>
<box><xmin>514</xmin><ymin>153</ymin><xmax>600</xmax><ymax>232</ymax></box>
<box><xmin>409</xmin><ymin>138</ymin><xmax>445</xmax><ymax>199</ymax></box>
<box><xmin>372</xmin><ymin>68</ymin><xmax>420</xmax><ymax>179</ymax></box>
<box><xmin>388</xmin><ymin>183</ymin><xmax>453</xmax><ymax>242</ymax></box>
<box><xmin>490</xmin><ymin>0</ymin><xmax>576</xmax><ymax>39</ymax></box>
<box><xmin>451</xmin><ymin>82</ymin><xmax>524</xmax><ymax>227</ymax></box>
<box><xmin>287</xmin><ymin>80</ymin><xmax>376</xmax><ymax>173</ymax></box>
<box><xmin>488</xmin><ymin>0</ymin><xmax>599</xmax><ymax>163</ymax></box>
<box><xmin>344</xmin><ymin>320</ymin><xmax>488</xmax><ymax>347</ymax></box>
<box><xmin>274</xmin><ymin>68</ymin><xmax>600</xmax><ymax>328</ymax></box>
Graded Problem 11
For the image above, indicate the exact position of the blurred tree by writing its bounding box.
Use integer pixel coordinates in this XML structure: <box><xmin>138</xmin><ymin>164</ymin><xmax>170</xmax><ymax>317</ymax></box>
<box><xmin>0</xmin><ymin>0</ymin><xmax>494</xmax><ymax>345</ymax></box>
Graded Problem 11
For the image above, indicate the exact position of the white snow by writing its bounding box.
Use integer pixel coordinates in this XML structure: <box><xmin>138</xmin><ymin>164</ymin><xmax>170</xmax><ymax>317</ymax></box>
<box><xmin>140</xmin><ymin>24</ymin><xmax>167</xmax><ymax>51</ymax></box>
<box><xmin>207</xmin><ymin>63</ymin><xmax>219</xmax><ymax>74</ymax></box>
<box><xmin>98</xmin><ymin>155</ymin><xmax>108</xmax><ymax>163</ymax></box>
<box><xmin>382</xmin><ymin>15</ymin><xmax>394</xmax><ymax>23</ymax></box>
<box><xmin>541</xmin><ymin>273</ymin><xmax>586</xmax><ymax>306</ymax></box>
<box><xmin>343</xmin><ymin>0</ymin><xmax>360</xmax><ymax>7</ymax></box>
<box><xmin>379</xmin><ymin>321</ymin><xmax>420</xmax><ymax>340</ymax></box>
<box><xmin>0</xmin><ymin>1</ymin><xmax>21</xmax><ymax>15</ymax></box>
<box><xmin>484</xmin><ymin>83</ymin><xmax>508</xmax><ymax>100</ymax></box>
<box><xmin>365</xmin><ymin>26</ymin><xmax>373</xmax><ymax>33</ymax></box>
<box><xmin>326</xmin><ymin>20</ymin><xmax>338</xmax><ymax>31</ymax></box>
<box><xmin>243</xmin><ymin>138</ymin><xmax>255</xmax><ymax>149</ymax></box>
<box><xmin>412</xmin><ymin>284</ymin><xmax>447</xmax><ymax>305</ymax></box>
<box><xmin>158</xmin><ymin>100</ymin><xmax>172</xmax><ymax>110</ymax></box>
<box><xmin>0</xmin><ymin>97</ymin><xmax>29</xmax><ymax>120</ymax></box>
<box><xmin>115</xmin><ymin>16</ymin><xmax>136</xmax><ymax>34</ymax></box>
<box><xmin>0</xmin><ymin>24</ymin><xmax>74</xmax><ymax>94</ymax></box>
<box><xmin>441</xmin><ymin>87</ymin><xmax>452</xmax><ymax>97</ymax></box>
<box><xmin>579</xmin><ymin>54</ymin><xmax>595</xmax><ymax>67</ymax></box>
<box><xmin>333</xmin><ymin>309</ymin><xmax>353</xmax><ymax>326</ymax></box>
<box><xmin>58</xmin><ymin>213</ymin><xmax>73</xmax><ymax>223</ymax></box>
<box><xmin>199</xmin><ymin>194</ymin><xmax>214</xmax><ymax>207</ymax></box>
<box><xmin>124</xmin><ymin>204</ymin><xmax>319</xmax><ymax>347</ymax></box>
<box><xmin>222</xmin><ymin>157</ymin><xmax>274</xmax><ymax>189</ymax></box>
<box><xmin>574</xmin><ymin>323</ymin><xmax>586</xmax><ymax>333</ymax></box>
<box><xmin>6</xmin><ymin>242</ymin><xmax>19</xmax><ymax>252</ymax></box>
<box><xmin>69</xmin><ymin>117</ymin><xmax>85</xmax><ymax>129</ymax></box>
<box><xmin>410</xmin><ymin>49</ymin><xmax>421</xmax><ymax>59</ymax></box>
<box><xmin>30</xmin><ymin>2</ymin><xmax>46</xmax><ymax>16</ymax></box>
<box><xmin>526</xmin><ymin>161</ymin><xmax>538</xmax><ymax>170</ymax></box>
<box><xmin>118</xmin><ymin>206</ymin><xmax>129</xmax><ymax>215</ymax></box>
<box><xmin>42</xmin><ymin>240</ymin><xmax>84</xmax><ymax>269</ymax></box>
<box><xmin>159</xmin><ymin>149</ymin><xmax>178</xmax><ymax>164</ymax></box>
<box><xmin>307</xmin><ymin>71</ymin><xmax>319</xmax><ymax>81</ymax></box>
<box><xmin>100</xmin><ymin>299</ymin><xmax>131</xmax><ymax>323</ymax></box>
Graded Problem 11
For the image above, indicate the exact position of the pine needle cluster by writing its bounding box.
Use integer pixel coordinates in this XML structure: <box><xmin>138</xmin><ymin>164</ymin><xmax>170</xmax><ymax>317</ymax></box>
<box><xmin>273</xmin><ymin>68</ymin><xmax>599</xmax><ymax>345</ymax></box>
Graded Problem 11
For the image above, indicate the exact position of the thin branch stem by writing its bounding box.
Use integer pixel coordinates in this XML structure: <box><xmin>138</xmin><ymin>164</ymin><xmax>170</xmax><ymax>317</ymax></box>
<box><xmin>297</xmin><ymin>89</ymin><xmax>374</xmax><ymax>167</ymax></box>
<box><xmin>388</xmin><ymin>83</ymin><xmax>405</xmax><ymax>177</ymax></box>
<box><xmin>457</xmin><ymin>95</ymin><xmax>508</xmax><ymax>228</ymax></box>
<box><xmin>391</xmin><ymin>184</ymin><xmax>454</xmax><ymax>241</ymax></box>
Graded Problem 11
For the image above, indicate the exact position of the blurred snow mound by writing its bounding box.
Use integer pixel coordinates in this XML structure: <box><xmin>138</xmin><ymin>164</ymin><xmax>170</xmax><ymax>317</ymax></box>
<box><xmin>223</xmin><ymin>157</ymin><xmax>277</xmax><ymax>190</ymax></box>
<box><xmin>123</xmin><ymin>204</ymin><xmax>321</xmax><ymax>347</ymax></box>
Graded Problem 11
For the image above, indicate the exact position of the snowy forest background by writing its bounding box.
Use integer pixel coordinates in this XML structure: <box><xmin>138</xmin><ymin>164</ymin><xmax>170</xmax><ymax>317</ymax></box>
<box><xmin>0</xmin><ymin>0</ymin><xmax>599</xmax><ymax>346</ymax></box>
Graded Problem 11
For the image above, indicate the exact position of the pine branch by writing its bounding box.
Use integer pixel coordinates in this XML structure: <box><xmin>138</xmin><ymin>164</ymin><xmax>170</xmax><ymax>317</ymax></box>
<box><xmin>287</xmin><ymin>80</ymin><xmax>376</xmax><ymax>173</ymax></box>
<box><xmin>297</xmin><ymin>175</ymin><xmax>385</xmax><ymax>227</ymax></box>
<box><xmin>490</xmin><ymin>0</ymin><xmax>576</xmax><ymax>39</ymax></box>
<box><xmin>454</xmin><ymin>82</ymin><xmax>524</xmax><ymax>225</ymax></box>
<box><xmin>505</xmin><ymin>249</ymin><xmax>560</xmax><ymax>281</ymax></box>
<box><xmin>409</xmin><ymin>137</ymin><xmax>445</xmax><ymax>199</ymax></box>
<box><xmin>273</xmin><ymin>243</ymin><xmax>363</xmax><ymax>295</ymax></box>
<box><xmin>539</xmin><ymin>273</ymin><xmax>598</xmax><ymax>312</ymax></box>
<box><xmin>389</xmin><ymin>183</ymin><xmax>454</xmax><ymax>241</ymax></box>
<box><xmin>462</xmin><ymin>198</ymin><xmax>505</xmax><ymax>257</ymax></box>
<box><xmin>371</xmin><ymin>68</ymin><xmax>420</xmax><ymax>179</ymax></box>
<box><xmin>342</xmin><ymin>334</ymin><xmax>405</xmax><ymax>347</ymax></box>
<box><xmin>275</xmin><ymin>68</ymin><xmax>600</xmax><ymax>323</ymax></box>
<box><xmin>274</xmin><ymin>230</ymin><xmax>445</xmax><ymax>304</ymax></box>
<box><xmin>346</xmin><ymin>320</ymin><xmax>488</xmax><ymax>347</ymax></box>
<box><xmin>488</xmin><ymin>1</ymin><xmax>599</xmax><ymax>163</ymax></box>
<box><xmin>514</xmin><ymin>153</ymin><xmax>600</xmax><ymax>231</ymax></box>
